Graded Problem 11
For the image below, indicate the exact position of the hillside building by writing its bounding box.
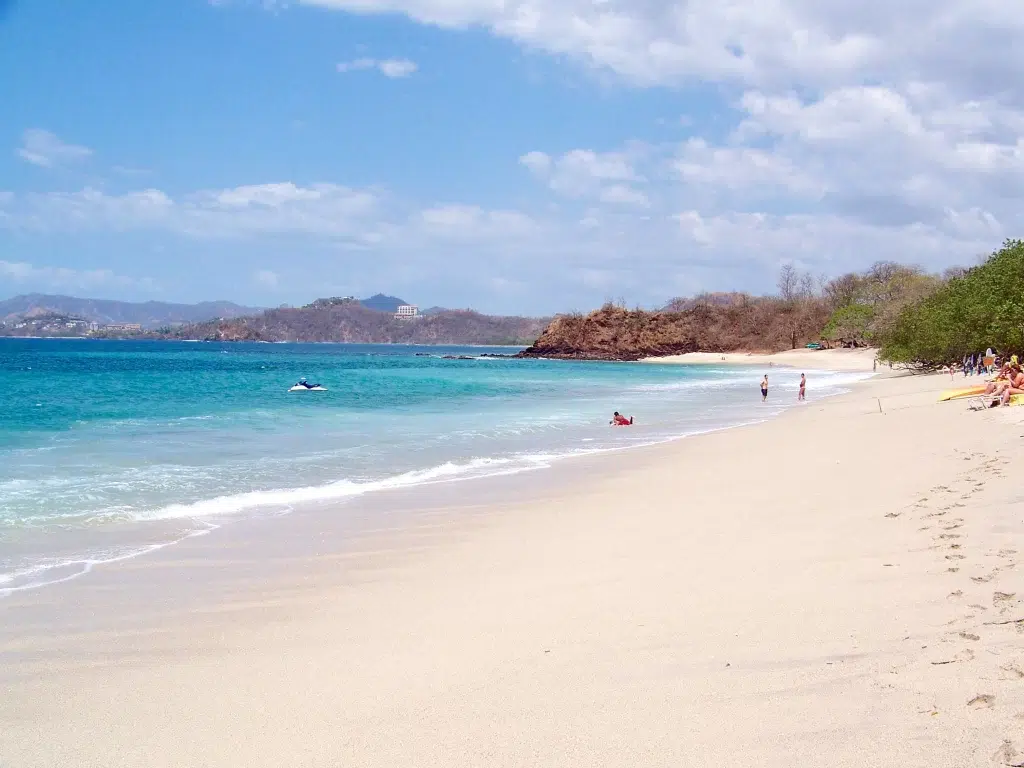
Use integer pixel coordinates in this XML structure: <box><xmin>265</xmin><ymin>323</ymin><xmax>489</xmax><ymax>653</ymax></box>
<box><xmin>394</xmin><ymin>304</ymin><xmax>419</xmax><ymax>319</ymax></box>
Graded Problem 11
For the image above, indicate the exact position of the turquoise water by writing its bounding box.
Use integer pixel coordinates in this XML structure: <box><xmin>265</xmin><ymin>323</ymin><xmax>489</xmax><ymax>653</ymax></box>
<box><xmin>0</xmin><ymin>339</ymin><xmax>868</xmax><ymax>593</ymax></box>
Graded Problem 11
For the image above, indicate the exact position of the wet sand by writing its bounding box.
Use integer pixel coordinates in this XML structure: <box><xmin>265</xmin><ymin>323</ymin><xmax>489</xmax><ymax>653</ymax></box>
<box><xmin>646</xmin><ymin>347</ymin><xmax>879</xmax><ymax>371</ymax></box>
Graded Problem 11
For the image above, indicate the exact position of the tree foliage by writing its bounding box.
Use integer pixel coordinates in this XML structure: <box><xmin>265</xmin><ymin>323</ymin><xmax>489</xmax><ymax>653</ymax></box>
<box><xmin>822</xmin><ymin>304</ymin><xmax>875</xmax><ymax>346</ymax></box>
<box><xmin>879</xmin><ymin>239</ymin><xmax>1024</xmax><ymax>365</ymax></box>
<box><xmin>820</xmin><ymin>261</ymin><xmax>941</xmax><ymax>347</ymax></box>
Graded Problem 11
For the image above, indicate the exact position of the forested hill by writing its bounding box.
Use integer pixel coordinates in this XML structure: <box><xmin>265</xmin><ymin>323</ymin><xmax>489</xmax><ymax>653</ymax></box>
<box><xmin>518</xmin><ymin>257</ymin><xmax>979</xmax><ymax>361</ymax></box>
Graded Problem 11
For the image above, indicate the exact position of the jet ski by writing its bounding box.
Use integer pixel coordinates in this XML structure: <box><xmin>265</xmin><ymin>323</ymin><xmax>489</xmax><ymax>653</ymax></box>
<box><xmin>289</xmin><ymin>379</ymin><xmax>327</xmax><ymax>392</ymax></box>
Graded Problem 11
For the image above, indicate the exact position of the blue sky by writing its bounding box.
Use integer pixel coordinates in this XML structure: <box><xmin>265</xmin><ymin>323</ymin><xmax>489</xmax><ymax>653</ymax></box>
<box><xmin>1</xmin><ymin>0</ymin><xmax>1021</xmax><ymax>314</ymax></box>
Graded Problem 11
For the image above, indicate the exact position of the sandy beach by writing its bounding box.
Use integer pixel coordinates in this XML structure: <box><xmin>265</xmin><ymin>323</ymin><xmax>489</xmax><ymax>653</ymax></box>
<box><xmin>2</xmin><ymin>371</ymin><xmax>1023</xmax><ymax>767</ymax></box>
<box><xmin>647</xmin><ymin>347</ymin><xmax>880</xmax><ymax>371</ymax></box>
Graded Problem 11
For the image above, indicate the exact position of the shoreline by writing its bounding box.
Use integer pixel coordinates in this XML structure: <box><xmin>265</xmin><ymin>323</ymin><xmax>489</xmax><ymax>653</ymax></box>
<box><xmin>0</xmin><ymin>364</ymin><xmax>865</xmax><ymax>598</ymax></box>
<box><xmin>644</xmin><ymin>346</ymin><xmax>879</xmax><ymax>371</ymax></box>
<box><xmin>3</xmin><ymin>371</ymin><xmax>1023</xmax><ymax>766</ymax></box>
<box><xmin>0</xmin><ymin>336</ymin><xmax>531</xmax><ymax>346</ymax></box>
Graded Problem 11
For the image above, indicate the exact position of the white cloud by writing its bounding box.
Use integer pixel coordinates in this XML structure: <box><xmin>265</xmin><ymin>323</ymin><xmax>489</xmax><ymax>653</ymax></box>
<box><xmin>519</xmin><ymin>148</ymin><xmax>648</xmax><ymax>206</ymax></box>
<box><xmin>599</xmin><ymin>185</ymin><xmax>649</xmax><ymax>206</ymax></box>
<box><xmin>337</xmin><ymin>57</ymin><xmax>418</xmax><ymax>78</ymax></box>
<box><xmin>291</xmin><ymin>0</ymin><xmax>1024</xmax><ymax>97</ymax></box>
<box><xmin>415</xmin><ymin>204</ymin><xmax>539</xmax><ymax>240</ymax></box>
<box><xmin>254</xmin><ymin>269</ymin><xmax>280</xmax><ymax>287</ymax></box>
<box><xmin>17</xmin><ymin>0</ymin><xmax>1024</xmax><ymax>310</ymax></box>
<box><xmin>673</xmin><ymin>138</ymin><xmax>821</xmax><ymax>197</ymax></box>
<box><xmin>0</xmin><ymin>183</ymin><xmax>541</xmax><ymax>251</ymax></box>
<box><xmin>0</xmin><ymin>259</ymin><xmax>155</xmax><ymax>292</ymax></box>
<box><xmin>16</xmin><ymin>129</ymin><xmax>93</xmax><ymax>168</ymax></box>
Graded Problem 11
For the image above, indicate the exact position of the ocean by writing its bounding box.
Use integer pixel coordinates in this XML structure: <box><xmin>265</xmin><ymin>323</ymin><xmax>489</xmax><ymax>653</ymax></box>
<box><xmin>0</xmin><ymin>339</ymin><xmax>869</xmax><ymax>594</ymax></box>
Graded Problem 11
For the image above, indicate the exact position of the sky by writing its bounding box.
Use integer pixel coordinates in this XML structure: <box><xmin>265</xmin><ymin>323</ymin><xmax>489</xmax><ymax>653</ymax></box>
<box><xmin>0</xmin><ymin>0</ymin><xmax>1021</xmax><ymax>315</ymax></box>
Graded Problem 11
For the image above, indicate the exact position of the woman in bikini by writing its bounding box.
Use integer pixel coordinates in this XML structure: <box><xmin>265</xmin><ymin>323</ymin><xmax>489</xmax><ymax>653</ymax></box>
<box><xmin>798</xmin><ymin>373</ymin><xmax>806</xmax><ymax>401</ymax></box>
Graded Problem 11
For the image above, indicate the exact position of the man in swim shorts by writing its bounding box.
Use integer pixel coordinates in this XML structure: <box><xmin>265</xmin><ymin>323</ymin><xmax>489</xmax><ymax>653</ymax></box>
<box><xmin>761</xmin><ymin>375</ymin><xmax>769</xmax><ymax>402</ymax></box>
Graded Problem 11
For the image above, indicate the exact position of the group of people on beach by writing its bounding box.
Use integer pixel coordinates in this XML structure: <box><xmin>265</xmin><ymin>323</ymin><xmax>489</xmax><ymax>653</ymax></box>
<box><xmin>760</xmin><ymin>373</ymin><xmax>806</xmax><ymax>402</ymax></box>
<box><xmin>962</xmin><ymin>349</ymin><xmax>996</xmax><ymax>377</ymax></box>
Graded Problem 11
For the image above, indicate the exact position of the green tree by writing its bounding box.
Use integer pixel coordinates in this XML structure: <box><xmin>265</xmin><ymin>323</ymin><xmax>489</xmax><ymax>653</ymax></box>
<box><xmin>822</xmin><ymin>304</ymin><xmax>875</xmax><ymax>346</ymax></box>
<box><xmin>879</xmin><ymin>239</ymin><xmax>1024</xmax><ymax>365</ymax></box>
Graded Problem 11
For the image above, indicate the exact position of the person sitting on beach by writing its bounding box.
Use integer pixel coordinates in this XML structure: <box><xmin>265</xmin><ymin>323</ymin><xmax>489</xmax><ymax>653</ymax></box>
<box><xmin>998</xmin><ymin>368</ymin><xmax>1024</xmax><ymax>406</ymax></box>
<box><xmin>984</xmin><ymin>364</ymin><xmax>1013</xmax><ymax>395</ymax></box>
<box><xmin>983</xmin><ymin>361</ymin><xmax>1021</xmax><ymax>397</ymax></box>
<box><xmin>611</xmin><ymin>412</ymin><xmax>633</xmax><ymax>426</ymax></box>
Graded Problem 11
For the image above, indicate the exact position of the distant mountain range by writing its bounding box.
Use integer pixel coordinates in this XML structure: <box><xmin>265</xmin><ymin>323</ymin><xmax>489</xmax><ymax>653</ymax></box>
<box><xmin>173</xmin><ymin>304</ymin><xmax>548</xmax><ymax>345</ymax></box>
<box><xmin>0</xmin><ymin>293</ymin><xmax>450</xmax><ymax>330</ymax></box>
<box><xmin>358</xmin><ymin>294</ymin><xmax>407</xmax><ymax>313</ymax></box>
<box><xmin>0</xmin><ymin>292</ymin><xmax>533</xmax><ymax>344</ymax></box>
<box><xmin>0</xmin><ymin>294</ymin><xmax>261</xmax><ymax>329</ymax></box>
<box><xmin>356</xmin><ymin>296</ymin><xmax>451</xmax><ymax>315</ymax></box>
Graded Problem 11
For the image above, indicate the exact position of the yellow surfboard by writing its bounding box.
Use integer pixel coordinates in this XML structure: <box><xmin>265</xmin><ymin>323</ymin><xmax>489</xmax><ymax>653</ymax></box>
<box><xmin>939</xmin><ymin>385</ymin><xmax>988</xmax><ymax>401</ymax></box>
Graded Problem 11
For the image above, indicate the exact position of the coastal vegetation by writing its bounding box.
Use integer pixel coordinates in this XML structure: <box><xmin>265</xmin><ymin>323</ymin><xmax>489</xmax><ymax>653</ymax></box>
<box><xmin>878</xmin><ymin>240</ymin><xmax>1024</xmax><ymax>366</ymax></box>
<box><xmin>5</xmin><ymin>241</ymin><xmax>1023</xmax><ymax>361</ymax></box>
<box><xmin>523</xmin><ymin>244</ymin><xmax>1024</xmax><ymax>363</ymax></box>
<box><xmin>819</xmin><ymin>262</ymin><xmax>942</xmax><ymax>349</ymax></box>
<box><xmin>519</xmin><ymin>294</ymin><xmax>830</xmax><ymax>360</ymax></box>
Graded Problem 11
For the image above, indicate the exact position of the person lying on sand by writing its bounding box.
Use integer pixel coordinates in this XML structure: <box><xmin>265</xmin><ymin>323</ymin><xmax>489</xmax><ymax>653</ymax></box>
<box><xmin>611</xmin><ymin>412</ymin><xmax>633</xmax><ymax>426</ymax></box>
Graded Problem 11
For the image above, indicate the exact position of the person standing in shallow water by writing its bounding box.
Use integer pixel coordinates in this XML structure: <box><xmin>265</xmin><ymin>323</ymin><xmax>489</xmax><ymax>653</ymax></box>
<box><xmin>761</xmin><ymin>375</ymin><xmax>769</xmax><ymax>402</ymax></box>
<box><xmin>798</xmin><ymin>373</ymin><xmax>806</xmax><ymax>401</ymax></box>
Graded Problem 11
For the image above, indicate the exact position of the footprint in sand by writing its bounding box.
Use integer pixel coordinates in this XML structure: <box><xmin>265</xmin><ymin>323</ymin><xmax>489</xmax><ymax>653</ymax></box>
<box><xmin>959</xmin><ymin>631</ymin><xmax>981</xmax><ymax>641</ymax></box>
<box><xmin>940</xmin><ymin>533</ymin><xmax>962</xmax><ymax>539</ymax></box>
<box><xmin>931</xmin><ymin>648</ymin><xmax>974</xmax><ymax>665</ymax></box>
<box><xmin>994</xmin><ymin>739</ymin><xmax>1024</xmax><ymax>767</ymax></box>
<box><xmin>946</xmin><ymin>554</ymin><xmax>966</xmax><ymax>561</ymax></box>
<box><xmin>948</xmin><ymin>590</ymin><xmax>964</xmax><ymax>599</ymax></box>
<box><xmin>1000</xmin><ymin>663</ymin><xmax>1024</xmax><ymax>680</ymax></box>
<box><xmin>994</xmin><ymin>592</ymin><xmax>1017</xmax><ymax>611</ymax></box>
<box><xmin>973</xmin><ymin>571</ymin><xmax>999</xmax><ymax>583</ymax></box>
<box><xmin>968</xmin><ymin>693</ymin><xmax>996</xmax><ymax>709</ymax></box>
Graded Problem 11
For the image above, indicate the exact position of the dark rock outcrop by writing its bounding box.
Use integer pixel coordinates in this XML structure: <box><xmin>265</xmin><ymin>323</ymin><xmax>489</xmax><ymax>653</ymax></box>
<box><xmin>518</xmin><ymin>300</ymin><xmax>830</xmax><ymax>361</ymax></box>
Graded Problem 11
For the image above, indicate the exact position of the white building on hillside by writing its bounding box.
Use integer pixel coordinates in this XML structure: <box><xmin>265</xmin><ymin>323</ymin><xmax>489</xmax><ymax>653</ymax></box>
<box><xmin>395</xmin><ymin>304</ymin><xmax>419</xmax><ymax>319</ymax></box>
